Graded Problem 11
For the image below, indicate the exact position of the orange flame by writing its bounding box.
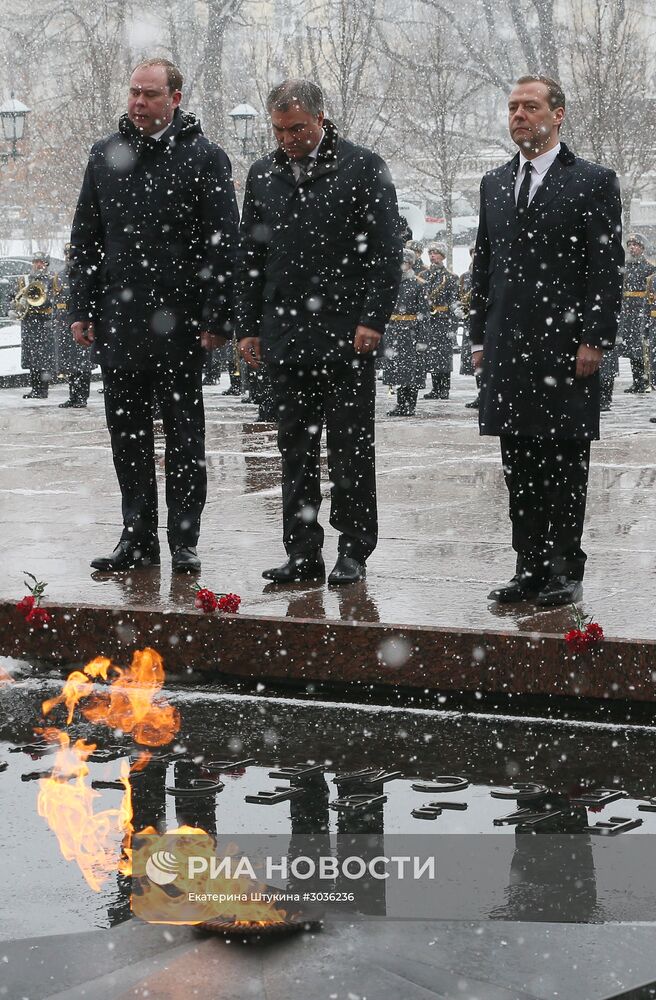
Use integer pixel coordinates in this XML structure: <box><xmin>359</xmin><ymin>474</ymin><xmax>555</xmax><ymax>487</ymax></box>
<box><xmin>130</xmin><ymin>751</ymin><xmax>153</xmax><ymax>774</ymax></box>
<box><xmin>37</xmin><ymin>731</ymin><xmax>133</xmax><ymax>892</ymax></box>
<box><xmin>42</xmin><ymin>649</ymin><xmax>180</xmax><ymax>747</ymax></box>
<box><xmin>0</xmin><ymin>664</ymin><xmax>15</xmax><ymax>685</ymax></box>
<box><xmin>131</xmin><ymin>828</ymin><xmax>287</xmax><ymax>926</ymax></box>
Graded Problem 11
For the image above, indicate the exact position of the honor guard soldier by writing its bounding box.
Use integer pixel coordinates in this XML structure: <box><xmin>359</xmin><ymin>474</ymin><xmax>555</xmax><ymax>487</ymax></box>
<box><xmin>419</xmin><ymin>241</ymin><xmax>459</xmax><ymax>399</ymax></box>
<box><xmin>406</xmin><ymin>240</ymin><xmax>425</xmax><ymax>276</ymax></box>
<box><xmin>54</xmin><ymin>243</ymin><xmax>93</xmax><ymax>407</ymax></box>
<box><xmin>619</xmin><ymin>233</ymin><xmax>654</xmax><ymax>394</ymax></box>
<box><xmin>383</xmin><ymin>248</ymin><xmax>429</xmax><ymax>416</ymax></box>
<box><xmin>458</xmin><ymin>247</ymin><xmax>479</xmax><ymax>407</ymax></box>
<box><xmin>13</xmin><ymin>251</ymin><xmax>56</xmax><ymax>400</ymax></box>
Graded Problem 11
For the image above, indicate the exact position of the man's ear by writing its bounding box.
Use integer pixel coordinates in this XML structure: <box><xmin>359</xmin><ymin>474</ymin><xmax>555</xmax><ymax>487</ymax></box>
<box><xmin>317</xmin><ymin>111</ymin><xmax>325</xmax><ymax>127</ymax></box>
<box><xmin>172</xmin><ymin>89</ymin><xmax>182</xmax><ymax>110</ymax></box>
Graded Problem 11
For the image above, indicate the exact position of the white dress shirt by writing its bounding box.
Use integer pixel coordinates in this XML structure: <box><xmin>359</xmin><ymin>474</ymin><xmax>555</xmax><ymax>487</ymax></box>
<box><xmin>150</xmin><ymin>124</ymin><xmax>172</xmax><ymax>141</ymax></box>
<box><xmin>471</xmin><ymin>142</ymin><xmax>562</xmax><ymax>352</ymax></box>
<box><xmin>514</xmin><ymin>142</ymin><xmax>561</xmax><ymax>205</ymax></box>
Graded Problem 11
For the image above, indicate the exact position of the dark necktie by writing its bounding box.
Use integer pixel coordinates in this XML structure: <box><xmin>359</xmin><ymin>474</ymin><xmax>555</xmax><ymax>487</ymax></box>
<box><xmin>295</xmin><ymin>154</ymin><xmax>314</xmax><ymax>184</ymax></box>
<box><xmin>516</xmin><ymin>161</ymin><xmax>533</xmax><ymax>214</ymax></box>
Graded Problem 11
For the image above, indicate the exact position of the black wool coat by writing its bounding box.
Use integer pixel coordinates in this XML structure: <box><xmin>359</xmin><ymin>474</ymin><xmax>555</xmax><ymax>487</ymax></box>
<box><xmin>235</xmin><ymin>120</ymin><xmax>402</xmax><ymax>367</ymax></box>
<box><xmin>69</xmin><ymin>109</ymin><xmax>240</xmax><ymax>371</ymax></box>
<box><xmin>470</xmin><ymin>143</ymin><xmax>624</xmax><ymax>441</ymax></box>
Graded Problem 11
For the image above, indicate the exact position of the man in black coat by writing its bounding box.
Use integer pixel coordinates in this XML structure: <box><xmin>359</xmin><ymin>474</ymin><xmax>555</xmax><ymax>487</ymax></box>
<box><xmin>236</xmin><ymin>79</ymin><xmax>402</xmax><ymax>585</ymax></box>
<box><xmin>470</xmin><ymin>75</ymin><xmax>623</xmax><ymax>606</ymax></box>
<box><xmin>69</xmin><ymin>58</ymin><xmax>239</xmax><ymax>573</ymax></box>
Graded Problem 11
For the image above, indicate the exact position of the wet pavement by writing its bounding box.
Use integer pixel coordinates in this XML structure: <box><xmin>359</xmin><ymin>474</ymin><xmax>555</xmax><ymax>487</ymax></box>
<box><xmin>1</xmin><ymin>362</ymin><xmax>655</xmax><ymax>642</ymax></box>
<box><xmin>3</xmin><ymin>660</ymin><xmax>656</xmax><ymax>997</ymax></box>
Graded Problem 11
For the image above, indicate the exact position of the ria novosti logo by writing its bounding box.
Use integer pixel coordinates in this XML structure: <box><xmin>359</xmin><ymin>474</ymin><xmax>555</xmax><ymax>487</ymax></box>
<box><xmin>145</xmin><ymin>850</ymin><xmax>181</xmax><ymax>886</ymax></box>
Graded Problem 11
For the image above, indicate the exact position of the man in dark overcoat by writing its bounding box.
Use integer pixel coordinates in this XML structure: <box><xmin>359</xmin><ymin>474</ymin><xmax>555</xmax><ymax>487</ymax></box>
<box><xmin>69</xmin><ymin>57</ymin><xmax>239</xmax><ymax>573</ymax></box>
<box><xmin>618</xmin><ymin>233</ymin><xmax>654</xmax><ymax>394</ymax></box>
<box><xmin>53</xmin><ymin>243</ymin><xmax>93</xmax><ymax>408</ymax></box>
<box><xmin>419</xmin><ymin>242</ymin><xmax>458</xmax><ymax>400</ymax></box>
<box><xmin>236</xmin><ymin>79</ymin><xmax>402</xmax><ymax>585</ymax></box>
<box><xmin>16</xmin><ymin>252</ymin><xmax>56</xmax><ymax>400</ymax></box>
<box><xmin>470</xmin><ymin>75</ymin><xmax>623</xmax><ymax>606</ymax></box>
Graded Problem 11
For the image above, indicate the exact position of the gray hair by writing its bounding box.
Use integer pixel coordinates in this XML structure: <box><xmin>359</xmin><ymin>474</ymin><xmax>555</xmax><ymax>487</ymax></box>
<box><xmin>266</xmin><ymin>79</ymin><xmax>324</xmax><ymax>117</ymax></box>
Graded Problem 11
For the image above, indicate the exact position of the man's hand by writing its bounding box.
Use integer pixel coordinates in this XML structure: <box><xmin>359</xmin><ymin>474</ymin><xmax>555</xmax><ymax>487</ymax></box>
<box><xmin>575</xmin><ymin>344</ymin><xmax>603</xmax><ymax>379</ymax></box>
<box><xmin>200</xmin><ymin>331</ymin><xmax>228</xmax><ymax>351</ymax></box>
<box><xmin>472</xmin><ymin>350</ymin><xmax>484</xmax><ymax>372</ymax></box>
<box><xmin>72</xmin><ymin>321</ymin><xmax>95</xmax><ymax>347</ymax></box>
<box><xmin>239</xmin><ymin>336</ymin><xmax>262</xmax><ymax>369</ymax></box>
<box><xmin>354</xmin><ymin>325</ymin><xmax>382</xmax><ymax>354</ymax></box>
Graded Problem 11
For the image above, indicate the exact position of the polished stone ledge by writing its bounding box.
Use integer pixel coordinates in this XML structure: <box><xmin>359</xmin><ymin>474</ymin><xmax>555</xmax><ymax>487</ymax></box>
<box><xmin>2</xmin><ymin>600</ymin><xmax>655</xmax><ymax>703</ymax></box>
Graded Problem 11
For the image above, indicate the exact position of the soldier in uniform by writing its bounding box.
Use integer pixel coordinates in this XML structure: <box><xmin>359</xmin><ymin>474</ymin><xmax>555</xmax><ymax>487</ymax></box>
<box><xmin>53</xmin><ymin>243</ymin><xmax>93</xmax><ymax>407</ymax></box>
<box><xmin>201</xmin><ymin>346</ymin><xmax>222</xmax><ymax>386</ymax></box>
<box><xmin>383</xmin><ymin>248</ymin><xmax>429</xmax><ymax>416</ymax></box>
<box><xmin>458</xmin><ymin>247</ymin><xmax>479</xmax><ymax>408</ymax></box>
<box><xmin>419</xmin><ymin>241</ymin><xmax>459</xmax><ymax>399</ymax></box>
<box><xmin>406</xmin><ymin>240</ymin><xmax>425</xmax><ymax>276</ymax></box>
<box><xmin>619</xmin><ymin>233</ymin><xmax>654</xmax><ymax>394</ymax></box>
<box><xmin>14</xmin><ymin>252</ymin><xmax>56</xmax><ymax>400</ymax></box>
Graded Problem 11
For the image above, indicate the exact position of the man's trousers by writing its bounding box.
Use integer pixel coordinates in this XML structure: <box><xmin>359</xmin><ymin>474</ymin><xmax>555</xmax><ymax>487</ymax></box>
<box><xmin>101</xmin><ymin>366</ymin><xmax>206</xmax><ymax>550</ymax></box>
<box><xmin>269</xmin><ymin>358</ymin><xmax>377</xmax><ymax>563</ymax></box>
<box><xmin>499</xmin><ymin>435</ymin><xmax>591</xmax><ymax>581</ymax></box>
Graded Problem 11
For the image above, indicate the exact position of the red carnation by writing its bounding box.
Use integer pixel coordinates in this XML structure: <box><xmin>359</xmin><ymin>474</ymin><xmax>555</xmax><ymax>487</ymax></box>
<box><xmin>195</xmin><ymin>587</ymin><xmax>219</xmax><ymax>613</ymax></box>
<box><xmin>564</xmin><ymin>628</ymin><xmax>590</xmax><ymax>654</ymax></box>
<box><xmin>25</xmin><ymin>606</ymin><xmax>52</xmax><ymax>628</ymax></box>
<box><xmin>16</xmin><ymin>595</ymin><xmax>35</xmax><ymax>617</ymax></box>
<box><xmin>584</xmin><ymin>622</ymin><xmax>604</xmax><ymax>643</ymax></box>
<box><xmin>218</xmin><ymin>593</ymin><xmax>241</xmax><ymax>614</ymax></box>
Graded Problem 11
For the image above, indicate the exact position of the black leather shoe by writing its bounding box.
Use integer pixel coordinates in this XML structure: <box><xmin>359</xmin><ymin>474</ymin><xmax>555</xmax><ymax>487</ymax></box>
<box><xmin>600</xmin><ymin>402</ymin><xmax>611</xmax><ymax>412</ymax></box>
<box><xmin>328</xmin><ymin>554</ymin><xmax>366</xmax><ymax>585</ymax></box>
<box><xmin>387</xmin><ymin>407</ymin><xmax>414</xmax><ymax>417</ymax></box>
<box><xmin>90</xmin><ymin>540</ymin><xmax>160</xmax><ymax>571</ymax></box>
<box><xmin>59</xmin><ymin>399</ymin><xmax>87</xmax><ymax>408</ymax></box>
<box><xmin>650</xmin><ymin>416</ymin><xmax>656</xmax><ymax>423</ymax></box>
<box><xmin>23</xmin><ymin>391</ymin><xmax>48</xmax><ymax>400</ymax></box>
<box><xmin>488</xmin><ymin>573</ymin><xmax>546</xmax><ymax>603</ymax></box>
<box><xmin>465</xmin><ymin>397</ymin><xmax>479</xmax><ymax>409</ymax></box>
<box><xmin>423</xmin><ymin>390</ymin><xmax>439</xmax><ymax>399</ymax></box>
<box><xmin>262</xmin><ymin>553</ymin><xmax>325</xmax><ymax>583</ymax></box>
<box><xmin>222</xmin><ymin>385</ymin><xmax>241</xmax><ymax>396</ymax></box>
<box><xmin>536</xmin><ymin>576</ymin><xmax>583</xmax><ymax>607</ymax></box>
<box><xmin>171</xmin><ymin>546</ymin><xmax>201</xmax><ymax>573</ymax></box>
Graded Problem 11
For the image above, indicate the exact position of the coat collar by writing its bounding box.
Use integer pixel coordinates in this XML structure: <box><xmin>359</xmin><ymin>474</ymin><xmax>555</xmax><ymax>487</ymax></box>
<box><xmin>118</xmin><ymin>108</ymin><xmax>202</xmax><ymax>155</ymax></box>
<box><xmin>498</xmin><ymin>141</ymin><xmax>576</xmax><ymax>239</ymax></box>
<box><xmin>269</xmin><ymin>118</ymin><xmax>340</xmax><ymax>186</ymax></box>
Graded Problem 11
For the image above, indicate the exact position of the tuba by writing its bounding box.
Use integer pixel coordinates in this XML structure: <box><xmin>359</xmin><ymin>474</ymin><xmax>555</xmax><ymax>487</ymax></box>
<box><xmin>14</xmin><ymin>279</ymin><xmax>48</xmax><ymax>319</ymax></box>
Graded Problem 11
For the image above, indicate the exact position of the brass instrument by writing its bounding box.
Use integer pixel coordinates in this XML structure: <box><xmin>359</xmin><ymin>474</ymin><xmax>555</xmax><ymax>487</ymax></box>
<box><xmin>459</xmin><ymin>273</ymin><xmax>472</xmax><ymax>320</ymax></box>
<box><xmin>14</xmin><ymin>278</ymin><xmax>48</xmax><ymax>320</ymax></box>
<box><xmin>232</xmin><ymin>334</ymin><xmax>241</xmax><ymax>375</ymax></box>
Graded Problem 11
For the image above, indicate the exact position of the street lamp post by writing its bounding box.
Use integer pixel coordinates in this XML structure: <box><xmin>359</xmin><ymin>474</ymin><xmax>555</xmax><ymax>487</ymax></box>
<box><xmin>0</xmin><ymin>94</ymin><xmax>30</xmax><ymax>163</ymax></box>
<box><xmin>227</xmin><ymin>103</ymin><xmax>261</xmax><ymax>157</ymax></box>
